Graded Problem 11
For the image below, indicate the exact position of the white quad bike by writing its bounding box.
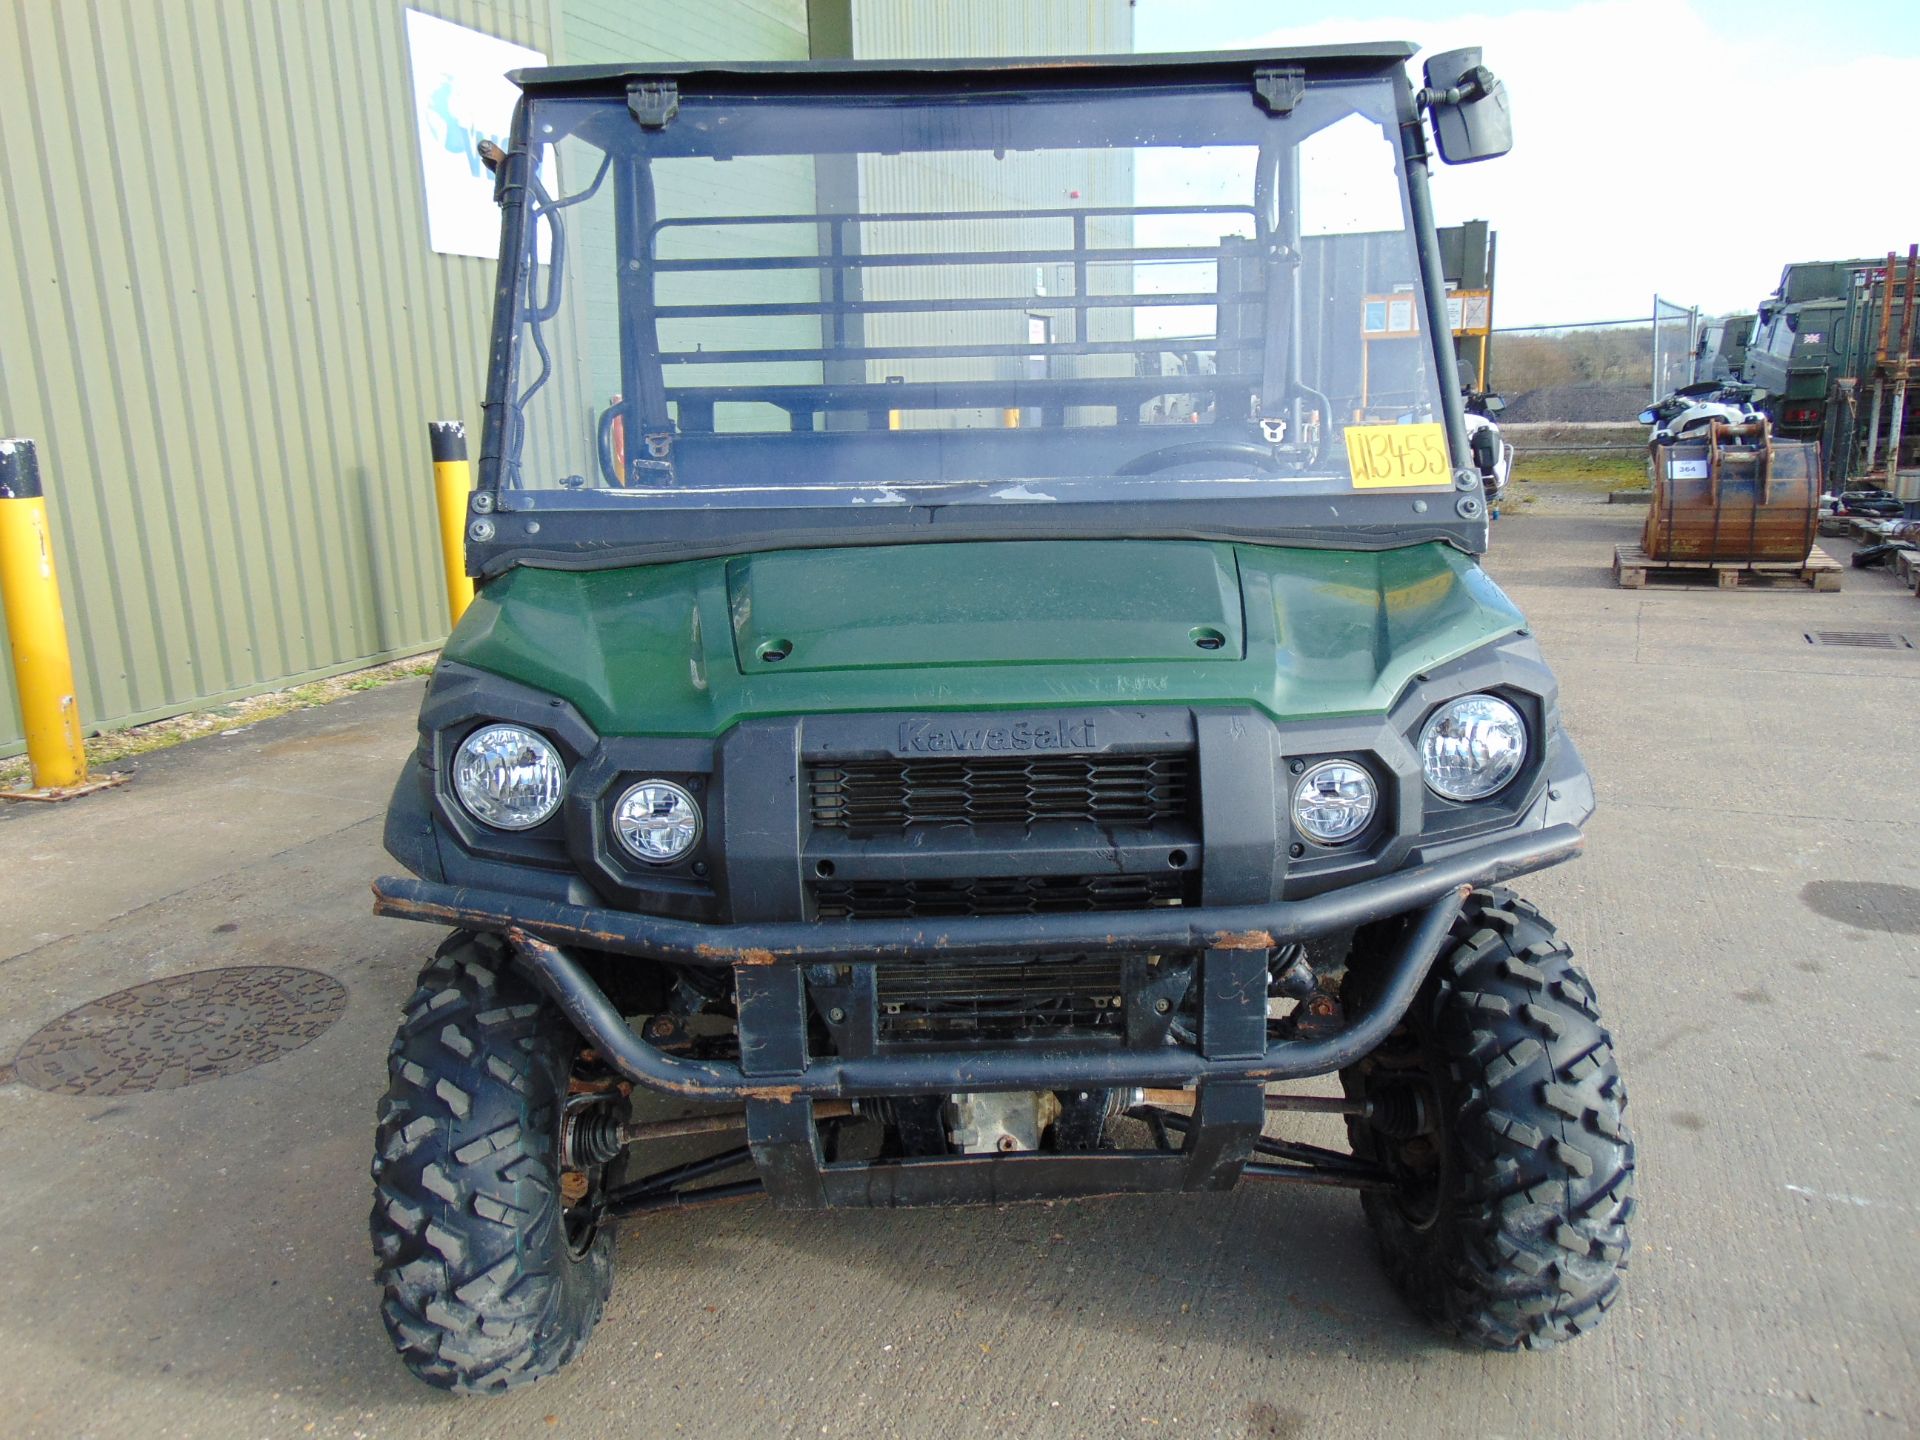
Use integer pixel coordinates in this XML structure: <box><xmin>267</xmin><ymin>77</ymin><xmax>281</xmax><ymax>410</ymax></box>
<box><xmin>1638</xmin><ymin>381</ymin><xmax>1769</xmax><ymax>443</ymax></box>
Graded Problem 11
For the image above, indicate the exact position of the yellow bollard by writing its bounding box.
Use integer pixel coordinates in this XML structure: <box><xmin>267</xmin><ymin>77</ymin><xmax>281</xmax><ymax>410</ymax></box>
<box><xmin>429</xmin><ymin>421</ymin><xmax>476</xmax><ymax>627</ymax></box>
<box><xmin>0</xmin><ymin>439</ymin><xmax>120</xmax><ymax>800</ymax></box>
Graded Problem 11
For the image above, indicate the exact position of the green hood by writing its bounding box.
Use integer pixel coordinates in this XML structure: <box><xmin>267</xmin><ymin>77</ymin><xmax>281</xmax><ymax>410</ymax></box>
<box><xmin>443</xmin><ymin>540</ymin><xmax>1524</xmax><ymax>736</ymax></box>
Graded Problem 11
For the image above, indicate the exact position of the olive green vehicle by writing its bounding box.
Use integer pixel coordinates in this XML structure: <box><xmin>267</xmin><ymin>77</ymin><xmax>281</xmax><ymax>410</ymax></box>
<box><xmin>370</xmin><ymin>45</ymin><xmax>1635</xmax><ymax>1393</ymax></box>
<box><xmin>1695</xmin><ymin>311</ymin><xmax>1755</xmax><ymax>385</ymax></box>
<box><xmin>1746</xmin><ymin>258</ymin><xmax>1886</xmax><ymax>440</ymax></box>
<box><xmin>1748</xmin><ymin>297</ymin><xmax>1849</xmax><ymax>438</ymax></box>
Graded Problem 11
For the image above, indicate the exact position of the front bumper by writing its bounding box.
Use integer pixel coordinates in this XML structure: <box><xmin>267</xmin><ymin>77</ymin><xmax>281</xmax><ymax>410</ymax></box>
<box><xmin>372</xmin><ymin>818</ymin><xmax>1582</xmax><ymax>1100</ymax></box>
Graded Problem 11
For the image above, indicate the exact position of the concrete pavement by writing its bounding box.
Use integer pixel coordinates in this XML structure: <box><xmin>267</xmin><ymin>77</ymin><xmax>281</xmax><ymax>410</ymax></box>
<box><xmin>2</xmin><ymin>505</ymin><xmax>1916</xmax><ymax>1438</ymax></box>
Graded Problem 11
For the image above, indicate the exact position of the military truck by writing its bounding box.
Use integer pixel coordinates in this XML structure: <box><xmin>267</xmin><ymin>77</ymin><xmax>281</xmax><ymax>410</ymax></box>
<box><xmin>1822</xmin><ymin>249</ymin><xmax>1920</xmax><ymax>494</ymax></box>
<box><xmin>1773</xmin><ymin>257</ymin><xmax>1882</xmax><ymax>307</ymax></box>
<box><xmin>1746</xmin><ymin>258</ymin><xmax>1884</xmax><ymax>440</ymax></box>
<box><xmin>1693</xmin><ymin>312</ymin><xmax>1754</xmax><ymax>385</ymax></box>
<box><xmin>1747</xmin><ymin>298</ymin><xmax>1851</xmax><ymax>438</ymax></box>
<box><xmin>367</xmin><ymin>45</ymin><xmax>1633</xmax><ymax>1393</ymax></box>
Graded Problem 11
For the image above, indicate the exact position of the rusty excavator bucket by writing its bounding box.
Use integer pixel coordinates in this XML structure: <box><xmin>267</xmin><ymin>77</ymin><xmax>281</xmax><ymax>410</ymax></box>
<box><xmin>1643</xmin><ymin>418</ymin><xmax>1820</xmax><ymax>563</ymax></box>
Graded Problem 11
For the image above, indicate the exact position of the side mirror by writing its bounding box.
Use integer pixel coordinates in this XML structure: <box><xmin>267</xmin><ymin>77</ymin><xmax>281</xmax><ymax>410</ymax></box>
<box><xmin>1423</xmin><ymin>48</ymin><xmax>1513</xmax><ymax>164</ymax></box>
<box><xmin>1470</xmin><ymin>425</ymin><xmax>1500</xmax><ymax>477</ymax></box>
<box><xmin>1483</xmin><ymin>394</ymin><xmax>1506</xmax><ymax>414</ymax></box>
<box><xmin>1638</xmin><ymin>408</ymin><xmax>1659</xmax><ymax>426</ymax></box>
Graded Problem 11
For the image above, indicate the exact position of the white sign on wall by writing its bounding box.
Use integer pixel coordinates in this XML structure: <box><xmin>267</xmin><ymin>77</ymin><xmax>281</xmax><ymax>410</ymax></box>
<box><xmin>403</xmin><ymin>9</ymin><xmax>545</xmax><ymax>259</ymax></box>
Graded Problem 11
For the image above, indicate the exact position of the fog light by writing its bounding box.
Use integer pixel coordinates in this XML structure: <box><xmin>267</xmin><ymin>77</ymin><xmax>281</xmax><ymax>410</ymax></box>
<box><xmin>612</xmin><ymin>780</ymin><xmax>702</xmax><ymax>864</ymax></box>
<box><xmin>1292</xmin><ymin>759</ymin><xmax>1377</xmax><ymax>845</ymax></box>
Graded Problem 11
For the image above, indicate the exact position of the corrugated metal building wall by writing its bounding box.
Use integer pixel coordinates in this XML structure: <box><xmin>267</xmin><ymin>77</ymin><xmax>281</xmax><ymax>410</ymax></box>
<box><xmin>0</xmin><ymin>0</ymin><xmax>811</xmax><ymax>755</ymax></box>
<box><xmin>852</xmin><ymin>2</ymin><xmax>1135</xmax><ymax>424</ymax></box>
<box><xmin>0</xmin><ymin>0</ymin><xmax>1127</xmax><ymax>755</ymax></box>
<box><xmin>565</xmin><ymin>0</ymin><xmax>816</xmax><ymax>437</ymax></box>
<box><xmin>852</xmin><ymin>0</ymin><xmax>1130</xmax><ymax>60</ymax></box>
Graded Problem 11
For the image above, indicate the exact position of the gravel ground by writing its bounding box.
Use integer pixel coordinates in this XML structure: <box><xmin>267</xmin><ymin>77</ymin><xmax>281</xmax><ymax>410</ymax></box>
<box><xmin>1502</xmin><ymin>383</ymin><xmax>1649</xmax><ymax>424</ymax></box>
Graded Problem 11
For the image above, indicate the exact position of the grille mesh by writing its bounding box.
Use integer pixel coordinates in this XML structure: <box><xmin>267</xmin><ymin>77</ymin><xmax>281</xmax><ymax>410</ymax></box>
<box><xmin>810</xmin><ymin>752</ymin><xmax>1194</xmax><ymax>835</ymax></box>
<box><xmin>873</xmin><ymin>955</ymin><xmax>1127</xmax><ymax>1041</ymax></box>
<box><xmin>811</xmin><ymin>872</ymin><xmax>1192</xmax><ymax>920</ymax></box>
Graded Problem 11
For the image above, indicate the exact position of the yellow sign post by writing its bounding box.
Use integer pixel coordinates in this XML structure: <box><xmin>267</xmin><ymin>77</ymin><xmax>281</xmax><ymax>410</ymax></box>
<box><xmin>428</xmin><ymin>421</ymin><xmax>476</xmax><ymax>628</ymax></box>
<box><xmin>0</xmin><ymin>439</ymin><xmax>125</xmax><ymax>800</ymax></box>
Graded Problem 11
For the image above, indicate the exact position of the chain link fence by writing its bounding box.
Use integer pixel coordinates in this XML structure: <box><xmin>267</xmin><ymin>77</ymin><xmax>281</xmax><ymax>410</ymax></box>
<box><xmin>1651</xmin><ymin>295</ymin><xmax>1700</xmax><ymax>403</ymax></box>
<box><xmin>1490</xmin><ymin>308</ymin><xmax>1701</xmax><ymax>422</ymax></box>
<box><xmin>1484</xmin><ymin>297</ymin><xmax>1701</xmax><ymax>472</ymax></box>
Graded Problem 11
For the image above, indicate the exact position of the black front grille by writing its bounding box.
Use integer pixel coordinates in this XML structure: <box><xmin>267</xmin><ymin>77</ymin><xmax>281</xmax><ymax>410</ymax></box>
<box><xmin>811</xmin><ymin>872</ymin><xmax>1193</xmax><ymax>920</ymax></box>
<box><xmin>874</xmin><ymin>955</ymin><xmax>1127</xmax><ymax>1041</ymax></box>
<box><xmin>810</xmin><ymin>751</ymin><xmax>1194</xmax><ymax>835</ymax></box>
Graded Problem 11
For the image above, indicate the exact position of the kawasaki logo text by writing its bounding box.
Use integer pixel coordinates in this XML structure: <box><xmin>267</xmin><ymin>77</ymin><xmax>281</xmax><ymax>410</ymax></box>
<box><xmin>896</xmin><ymin>717</ymin><xmax>1097</xmax><ymax>754</ymax></box>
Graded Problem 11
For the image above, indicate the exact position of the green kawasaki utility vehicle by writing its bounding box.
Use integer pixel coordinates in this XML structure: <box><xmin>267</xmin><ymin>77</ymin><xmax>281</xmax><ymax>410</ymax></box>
<box><xmin>370</xmin><ymin>45</ymin><xmax>1633</xmax><ymax>1393</ymax></box>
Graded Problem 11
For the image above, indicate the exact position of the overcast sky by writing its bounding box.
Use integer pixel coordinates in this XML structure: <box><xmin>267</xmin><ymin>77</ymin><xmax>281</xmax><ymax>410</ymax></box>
<box><xmin>1133</xmin><ymin>0</ymin><xmax>1920</xmax><ymax>328</ymax></box>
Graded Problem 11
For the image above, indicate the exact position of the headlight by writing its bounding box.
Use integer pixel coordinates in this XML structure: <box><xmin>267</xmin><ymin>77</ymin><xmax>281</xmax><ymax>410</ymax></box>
<box><xmin>1420</xmin><ymin>694</ymin><xmax>1527</xmax><ymax>801</ymax></box>
<box><xmin>451</xmin><ymin>724</ymin><xmax>566</xmax><ymax>830</ymax></box>
<box><xmin>612</xmin><ymin>780</ymin><xmax>703</xmax><ymax>864</ymax></box>
<box><xmin>1292</xmin><ymin>759</ymin><xmax>1377</xmax><ymax>845</ymax></box>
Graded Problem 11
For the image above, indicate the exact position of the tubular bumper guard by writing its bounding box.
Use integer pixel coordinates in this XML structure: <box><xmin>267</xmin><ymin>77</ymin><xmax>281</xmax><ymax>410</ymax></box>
<box><xmin>372</xmin><ymin>821</ymin><xmax>1582</xmax><ymax>1102</ymax></box>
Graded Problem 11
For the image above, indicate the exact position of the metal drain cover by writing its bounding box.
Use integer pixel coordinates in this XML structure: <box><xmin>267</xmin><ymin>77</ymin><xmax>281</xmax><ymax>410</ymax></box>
<box><xmin>8</xmin><ymin>966</ymin><xmax>347</xmax><ymax>1097</ymax></box>
<box><xmin>1805</xmin><ymin>631</ymin><xmax>1913</xmax><ymax>649</ymax></box>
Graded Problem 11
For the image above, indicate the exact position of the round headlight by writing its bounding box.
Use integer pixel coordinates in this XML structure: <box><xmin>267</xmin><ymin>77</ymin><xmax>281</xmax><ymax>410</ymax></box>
<box><xmin>451</xmin><ymin>724</ymin><xmax>566</xmax><ymax>830</ymax></box>
<box><xmin>612</xmin><ymin>780</ymin><xmax>703</xmax><ymax>864</ymax></box>
<box><xmin>1420</xmin><ymin>694</ymin><xmax>1527</xmax><ymax>801</ymax></box>
<box><xmin>1292</xmin><ymin>759</ymin><xmax>1377</xmax><ymax>845</ymax></box>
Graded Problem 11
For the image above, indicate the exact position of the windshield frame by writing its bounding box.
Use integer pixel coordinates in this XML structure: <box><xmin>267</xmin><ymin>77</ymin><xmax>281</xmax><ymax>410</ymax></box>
<box><xmin>471</xmin><ymin>49</ymin><xmax>1480</xmax><ymax>576</ymax></box>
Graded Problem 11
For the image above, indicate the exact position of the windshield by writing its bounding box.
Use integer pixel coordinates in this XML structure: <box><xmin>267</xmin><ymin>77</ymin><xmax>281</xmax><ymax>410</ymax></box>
<box><xmin>492</xmin><ymin>75</ymin><xmax>1451</xmax><ymax>516</ymax></box>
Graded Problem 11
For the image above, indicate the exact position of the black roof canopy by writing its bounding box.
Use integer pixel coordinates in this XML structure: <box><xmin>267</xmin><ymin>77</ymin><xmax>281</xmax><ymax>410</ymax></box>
<box><xmin>510</xmin><ymin>44</ymin><xmax>1420</xmax><ymax>98</ymax></box>
<box><xmin>513</xmin><ymin>46</ymin><xmax>1422</xmax><ymax>158</ymax></box>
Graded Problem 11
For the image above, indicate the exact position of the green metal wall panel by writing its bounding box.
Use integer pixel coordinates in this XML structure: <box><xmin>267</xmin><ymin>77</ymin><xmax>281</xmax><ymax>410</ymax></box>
<box><xmin>0</xmin><ymin>0</ymin><xmax>1125</xmax><ymax>755</ymax></box>
<box><xmin>0</xmin><ymin>0</ymin><xmax>574</xmax><ymax>754</ymax></box>
<box><xmin>561</xmin><ymin>0</ymin><xmax>813</xmax><ymax>434</ymax></box>
<box><xmin>848</xmin><ymin>2</ymin><xmax>1136</xmax><ymax>419</ymax></box>
<box><xmin>564</xmin><ymin>0</ymin><xmax>808</xmax><ymax>62</ymax></box>
<box><xmin>851</xmin><ymin>0</ymin><xmax>1131</xmax><ymax>60</ymax></box>
<box><xmin>0</xmin><ymin>0</ymin><xmax>812</xmax><ymax>756</ymax></box>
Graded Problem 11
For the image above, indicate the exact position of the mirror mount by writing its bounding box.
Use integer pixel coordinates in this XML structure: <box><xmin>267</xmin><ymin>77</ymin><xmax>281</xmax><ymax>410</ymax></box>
<box><xmin>1419</xmin><ymin>48</ymin><xmax>1513</xmax><ymax>164</ymax></box>
<box><xmin>1417</xmin><ymin>67</ymin><xmax>1495</xmax><ymax>110</ymax></box>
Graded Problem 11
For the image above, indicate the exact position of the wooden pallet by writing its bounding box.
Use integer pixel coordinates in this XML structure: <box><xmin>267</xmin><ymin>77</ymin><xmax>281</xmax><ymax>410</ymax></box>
<box><xmin>1897</xmin><ymin>547</ymin><xmax>1920</xmax><ymax>592</ymax></box>
<box><xmin>1613</xmin><ymin>543</ymin><xmax>1843</xmax><ymax>592</ymax></box>
<box><xmin>1851</xmin><ymin>517</ymin><xmax>1901</xmax><ymax>544</ymax></box>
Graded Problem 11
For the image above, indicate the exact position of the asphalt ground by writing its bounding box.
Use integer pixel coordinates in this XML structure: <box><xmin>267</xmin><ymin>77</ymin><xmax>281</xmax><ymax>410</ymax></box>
<box><xmin>2</xmin><ymin>502</ymin><xmax>1916</xmax><ymax>1439</ymax></box>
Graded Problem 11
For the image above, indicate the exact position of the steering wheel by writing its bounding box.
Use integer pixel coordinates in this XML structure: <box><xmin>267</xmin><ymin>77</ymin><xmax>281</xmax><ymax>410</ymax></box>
<box><xmin>1114</xmin><ymin>441</ymin><xmax>1286</xmax><ymax>476</ymax></box>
